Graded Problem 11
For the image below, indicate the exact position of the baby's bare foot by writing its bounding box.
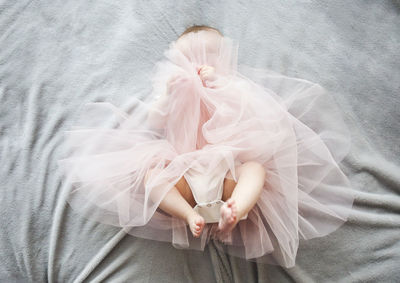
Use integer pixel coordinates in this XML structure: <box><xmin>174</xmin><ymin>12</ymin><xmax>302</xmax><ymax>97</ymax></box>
<box><xmin>187</xmin><ymin>212</ymin><xmax>205</xmax><ymax>238</ymax></box>
<box><xmin>217</xmin><ymin>198</ymin><xmax>239</xmax><ymax>235</ymax></box>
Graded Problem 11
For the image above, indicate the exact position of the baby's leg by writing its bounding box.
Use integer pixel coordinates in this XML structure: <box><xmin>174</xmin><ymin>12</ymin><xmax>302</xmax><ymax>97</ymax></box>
<box><xmin>144</xmin><ymin>169</ymin><xmax>205</xmax><ymax>237</ymax></box>
<box><xmin>218</xmin><ymin>161</ymin><xmax>266</xmax><ymax>235</ymax></box>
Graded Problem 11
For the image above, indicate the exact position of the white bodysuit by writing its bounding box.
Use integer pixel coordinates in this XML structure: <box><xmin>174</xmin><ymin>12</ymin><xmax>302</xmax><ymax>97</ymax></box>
<box><xmin>183</xmin><ymin>159</ymin><xmax>248</xmax><ymax>223</ymax></box>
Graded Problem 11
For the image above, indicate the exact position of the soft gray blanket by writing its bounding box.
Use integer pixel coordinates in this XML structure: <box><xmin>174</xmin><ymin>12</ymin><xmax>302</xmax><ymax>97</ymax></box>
<box><xmin>1</xmin><ymin>1</ymin><xmax>399</xmax><ymax>282</ymax></box>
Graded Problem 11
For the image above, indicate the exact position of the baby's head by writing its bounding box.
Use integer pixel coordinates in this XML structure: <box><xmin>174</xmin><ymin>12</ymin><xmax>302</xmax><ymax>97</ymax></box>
<box><xmin>175</xmin><ymin>25</ymin><xmax>223</xmax><ymax>59</ymax></box>
<box><xmin>173</xmin><ymin>26</ymin><xmax>235</xmax><ymax>75</ymax></box>
<box><xmin>178</xmin><ymin>25</ymin><xmax>222</xmax><ymax>39</ymax></box>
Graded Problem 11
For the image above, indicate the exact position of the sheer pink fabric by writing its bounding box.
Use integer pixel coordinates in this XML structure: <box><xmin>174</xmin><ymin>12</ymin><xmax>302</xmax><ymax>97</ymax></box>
<box><xmin>58</xmin><ymin>30</ymin><xmax>354</xmax><ymax>267</ymax></box>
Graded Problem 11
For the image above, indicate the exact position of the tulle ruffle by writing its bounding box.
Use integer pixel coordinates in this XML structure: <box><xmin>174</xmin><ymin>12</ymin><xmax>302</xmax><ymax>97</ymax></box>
<box><xmin>58</xmin><ymin>30</ymin><xmax>354</xmax><ymax>267</ymax></box>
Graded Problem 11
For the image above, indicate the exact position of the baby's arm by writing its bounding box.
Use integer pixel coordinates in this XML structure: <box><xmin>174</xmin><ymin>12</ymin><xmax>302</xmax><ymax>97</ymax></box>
<box><xmin>146</xmin><ymin>74</ymin><xmax>184</xmax><ymax>129</ymax></box>
<box><xmin>146</xmin><ymin>66</ymin><xmax>227</xmax><ymax>129</ymax></box>
<box><xmin>146</xmin><ymin>94</ymin><xmax>169</xmax><ymax>129</ymax></box>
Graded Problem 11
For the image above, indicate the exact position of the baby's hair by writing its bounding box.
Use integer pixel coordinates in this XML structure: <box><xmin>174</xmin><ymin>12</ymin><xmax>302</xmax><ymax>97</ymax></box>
<box><xmin>179</xmin><ymin>25</ymin><xmax>222</xmax><ymax>38</ymax></box>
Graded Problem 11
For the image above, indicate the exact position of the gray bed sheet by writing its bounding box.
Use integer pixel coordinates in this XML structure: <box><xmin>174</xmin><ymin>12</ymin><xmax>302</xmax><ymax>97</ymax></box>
<box><xmin>1</xmin><ymin>0</ymin><xmax>399</xmax><ymax>282</ymax></box>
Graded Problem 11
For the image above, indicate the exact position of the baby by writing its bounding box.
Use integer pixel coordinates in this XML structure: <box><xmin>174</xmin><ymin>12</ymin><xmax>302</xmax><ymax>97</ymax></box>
<box><xmin>58</xmin><ymin>23</ymin><xmax>354</xmax><ymax>265</ymax></box>
<box><xmin>145</xmin><ymin>26</ymin><xmax>266</xmax><ymax>239</ymax></box>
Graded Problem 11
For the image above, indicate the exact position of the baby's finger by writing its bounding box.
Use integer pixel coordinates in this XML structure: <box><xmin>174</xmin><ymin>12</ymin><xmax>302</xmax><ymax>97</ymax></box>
<box><xmin>199</xmin><ymin>70</ymin><xmax>208</xmax><ymax>78</ymax></box>
<box><xmin>197</xmin><ymin>65</ymin><xmax>206</xmax><ymax>74</ymax></box>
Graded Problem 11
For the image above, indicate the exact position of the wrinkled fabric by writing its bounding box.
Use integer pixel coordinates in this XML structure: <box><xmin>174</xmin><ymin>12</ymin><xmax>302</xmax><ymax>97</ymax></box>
<box><xmin>58</xmin><ymin>30</ymin><xmax>354</xmax><ymax>267</ymax></box>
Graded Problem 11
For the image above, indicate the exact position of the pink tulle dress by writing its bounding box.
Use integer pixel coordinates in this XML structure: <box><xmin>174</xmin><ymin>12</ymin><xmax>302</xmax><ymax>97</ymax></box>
<box><xmin>58</xmin><ymin>30</ymin><xmax>354</xmax><ymax>267</ymax></box>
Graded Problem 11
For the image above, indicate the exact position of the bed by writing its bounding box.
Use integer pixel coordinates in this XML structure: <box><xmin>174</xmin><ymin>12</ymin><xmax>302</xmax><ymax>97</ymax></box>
<box><xmin>1</xmin><ymin>0</ymin><xmax>399</xmax><ymax>282</ymax></box>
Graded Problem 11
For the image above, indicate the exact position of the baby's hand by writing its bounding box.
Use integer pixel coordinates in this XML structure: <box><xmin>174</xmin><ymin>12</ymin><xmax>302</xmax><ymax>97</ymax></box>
<box><xmin>198</xmin><ymin>65</ymin><xmax>217</xmax><ymax>86</ymax></box>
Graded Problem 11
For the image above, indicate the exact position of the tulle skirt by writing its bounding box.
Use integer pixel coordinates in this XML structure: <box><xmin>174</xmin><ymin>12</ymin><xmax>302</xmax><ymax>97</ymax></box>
<box><xmin>58</xmin><ymin>30</ymin><xmax>354</xmax><ymax>267</ymax></box>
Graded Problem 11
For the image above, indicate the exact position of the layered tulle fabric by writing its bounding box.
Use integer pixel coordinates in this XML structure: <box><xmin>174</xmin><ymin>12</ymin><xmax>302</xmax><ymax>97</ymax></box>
<box><xmin>58</xmin><ymin>30</ymin><xmax>354</xmax><ymax>267</ymax></box>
